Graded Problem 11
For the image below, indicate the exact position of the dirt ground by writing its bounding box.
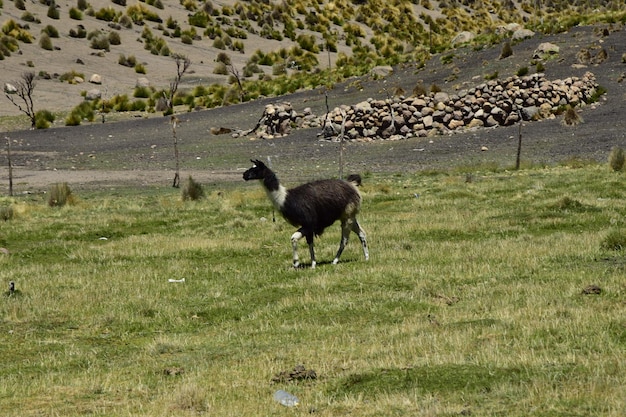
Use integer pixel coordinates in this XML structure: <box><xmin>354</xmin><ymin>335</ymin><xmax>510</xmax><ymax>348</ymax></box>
<box><xmin>2</xmin><ymin>25</ymin><xmax>625</xmax><ymax>194</ymax></box>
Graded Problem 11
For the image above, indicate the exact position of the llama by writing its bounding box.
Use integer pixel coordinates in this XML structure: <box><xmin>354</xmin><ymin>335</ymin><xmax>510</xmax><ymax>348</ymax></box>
<box><xmin>243</xmin><ymin>159</ymin><xmax>369</xmax><ymax>268</ymax></box>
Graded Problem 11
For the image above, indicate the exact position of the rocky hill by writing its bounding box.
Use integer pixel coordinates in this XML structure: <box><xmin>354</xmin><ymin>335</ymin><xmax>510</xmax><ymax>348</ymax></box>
<box><xmin>1</xmin><ymin>0</ymin><xmax>623</xmax><ymax>123</ymax></box>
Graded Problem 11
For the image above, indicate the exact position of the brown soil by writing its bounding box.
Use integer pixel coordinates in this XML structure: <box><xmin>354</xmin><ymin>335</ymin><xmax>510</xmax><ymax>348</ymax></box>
<box><xmin>2</xmin><ymin>25</ymin><xmax>626</xmax><ymax>194</ymax></box>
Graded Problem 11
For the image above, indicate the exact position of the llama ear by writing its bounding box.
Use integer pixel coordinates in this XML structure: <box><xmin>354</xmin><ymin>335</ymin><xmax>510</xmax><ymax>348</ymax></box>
<box><xmin>251</xmin><ymin>159</ymin><xmax>265</xmax><ymax>168</ymax></box>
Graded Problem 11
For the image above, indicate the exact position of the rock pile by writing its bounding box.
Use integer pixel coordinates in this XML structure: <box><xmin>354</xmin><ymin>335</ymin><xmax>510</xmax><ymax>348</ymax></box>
<box><xmin>244</xmin><ymin>72</ymin><xmax>599</xmax><ymax>141</ymax></box>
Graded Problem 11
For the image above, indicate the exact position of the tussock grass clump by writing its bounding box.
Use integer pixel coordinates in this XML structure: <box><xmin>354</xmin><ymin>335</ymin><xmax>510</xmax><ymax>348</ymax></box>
<box><xmin>169</xmin><ymin>384</ymin><xmax>209</xmax><ymax>413</ymax></box>
<box><xmin>0</xmin><ymin>205</ymin><xmax>14</xmax><ymax>221</ymax></box>
<box><xmin>47</xmin><ymin>183</ymin><xmax>75</xmax><ymax>207</ymax></box>
<box><xmin>608</xmin><ymin>146</ymin><xmax>625</xmax><ymax>172</ymax></box>
<box><xmin>562</xmin><ymin>106</ymin><xmax>583</xmax><ymax>126</ymax></box>
<box><xmin>66</xmin><ymin>101</ymin><xmax>95</xmax><ymax>126</ymax></box>
<box><xmin>601</xmin><ymin>229</ymin><xmax>626</xmax><ymax>251</ymax></box>
<box><xmin>34</xmin><ymin>110</ymin><xmax>55</xmax><ymax>129</ymax></box>
<box><xmin>38</xmin><ymin>34</ymin><xmax>53</xmax><ymax>51</ymax></box>
<box><xmin>182</xmin><ymin>176</ymin><xmax>204</xmax><ymax>201</ymax></box>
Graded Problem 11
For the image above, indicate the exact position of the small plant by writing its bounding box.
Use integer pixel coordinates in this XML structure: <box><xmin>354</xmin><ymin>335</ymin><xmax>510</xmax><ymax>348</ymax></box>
<box><xmin>48</xmin><ymin>183</ymin><xmax>74</xmax><ymax>207</ymax></box>
<box><xmin>601</xmin><ymin>229</ymin><xmax>626</xmax><ymax>251</ymax></box>
<box><xmin>70</xmin><ymin>7</ymin><xmax>83</xmax><ymax>20</ymax></box>
<box><xmin>608</xmin><ymin>146</ymin><xmax>625</xmax><ymax>172</ymax></box>
<box><xmin>66</xmin><ymin>101</ymin><xmax>95</xmax><ymax>126</ymax></box>
<box><xmin>484</xmin><ymin>71</ymin><xmax>498</xmax><ymax>80</ymax></box>
<box><xmin>134</xmin><ymin>63</ymin><xmax>146</xmax><ymax>74</ymax></box>
<box><xmin>34</xmin><ymin>110</ymin><xmax>55</xmax><ymax>129</ymax></box>
<box><xmin>516</xmin><ymin>66</ymin><xmax>529</xmax><ymax>76</ymax></box>
<box><xmin>118</xmin><ymin>54</ymin><xmax>136</xmax><ymax>67</ymax></box>
<box><xmin>69</xmin><ymin>26</ymin><xmax>87</xmax><ymax>38</ymax></box>
<box><xmin>108</xmin><ymin>31</ymin><xmax>121</xmax><ymax>45</ymax></box>
<box><xmin>0</xmin><ymin>206</ymin><xmax>14</xmax><ymax>221</ymax></box>
<box><xmin>412</xmin><ymin>82</ymin><xmax>427</xmax><ymax>97</ymax></box>
<box><xmin>133</xmin><ymin>86</ymin><xmax>152</xmax><ymax>98</ymax></box>
<box><xmin>39</xmin><ymin>33</ymin><xmax>53</xmax><ymax>50</ymax></box>
<box><xmin>47</xmin><ymin>4</ymin><xmax>60</xmax><ymax>19</ymax></box>
<box><xmin>42</xmin><ymin>25</ymin><xmax>60</xmax><ymax>38</ymax></box>
<box><xmin>182</xmin><ymin>176</ymin><xmax>205</xmax><ymax>201</ymax></box>
<box><xmin>562</xmin><ymin>106</ymin><xmax>582</xmax><ymax>126</ymax></box>
<box><xmin>90</xmin><ymin>35</ymin><xmax>110</xmax><ymax>51</ymax></box>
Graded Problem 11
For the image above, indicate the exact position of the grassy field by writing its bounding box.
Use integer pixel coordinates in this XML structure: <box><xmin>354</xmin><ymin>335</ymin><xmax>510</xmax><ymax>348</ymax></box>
<box><xmin>1</xmin><ymin>163</ymin><xmax>625</xmax><ymax>416</ymax></box>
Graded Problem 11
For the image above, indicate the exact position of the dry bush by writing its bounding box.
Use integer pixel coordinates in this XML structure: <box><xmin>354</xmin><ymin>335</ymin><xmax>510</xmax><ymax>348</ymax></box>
<box><xmin>182</xmin><ymin>176</ymin><xmax>205</xmax><ymax>201</ymax></box>
<box><xmin>608</xmin><ymin>146</ymin><xmax>625</xmax><ymax>172</ymax></box>
<box><xmin>48</xmin><ymin>183</ymin><xmax>75</xmax><ymax>207</ymax></box>
<box><xmin>562</xmin><ymin>106</ymin><xmax>582</xmax><ymax>126</ymax></box>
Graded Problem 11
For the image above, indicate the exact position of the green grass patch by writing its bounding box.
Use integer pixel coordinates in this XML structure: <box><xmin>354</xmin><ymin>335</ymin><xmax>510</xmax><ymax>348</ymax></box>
<box><xmin>0</xmin><ymin>165</ymin><xmax>625</xmax><ymax>416</ymax></box>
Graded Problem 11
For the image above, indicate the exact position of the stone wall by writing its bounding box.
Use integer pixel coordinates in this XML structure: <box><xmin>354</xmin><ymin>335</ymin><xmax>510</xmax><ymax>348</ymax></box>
<box><xmin>243</xmin><ymin>71</ymin><xmax>599</xmax><ymax>141</ymax></box>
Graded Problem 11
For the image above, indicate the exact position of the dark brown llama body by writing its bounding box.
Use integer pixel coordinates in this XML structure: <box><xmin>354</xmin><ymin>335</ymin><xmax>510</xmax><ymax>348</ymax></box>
<box><xmin>243</xmin><ymin>159</ymin><xmax>369</xmax><ymax>268</ymax></box>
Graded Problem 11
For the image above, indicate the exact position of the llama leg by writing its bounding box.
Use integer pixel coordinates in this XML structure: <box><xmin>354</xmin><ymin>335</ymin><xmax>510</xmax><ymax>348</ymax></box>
<box><xmin>352</xmin><ymin>219</ymin><xmax>369</xmax><ymax>261</ymax></box>
<box><xmin>305</xmin><ymin>233</ymin><xmax>316</xmax><ymax>269</ymax></box>
<box><xmin>291</xmin><ymin>229</ymin><xmax>304</xmax><ymax>267</ymax></box>
<box><xmin>332</xmin><ymin>220</ymin><xmax>352</xmax><ymax>265</ymax></box>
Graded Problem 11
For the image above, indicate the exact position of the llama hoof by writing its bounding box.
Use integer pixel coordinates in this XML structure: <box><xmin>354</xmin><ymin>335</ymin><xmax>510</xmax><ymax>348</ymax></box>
<box><xmin>332</xmin><ymin>258</ymin><xmax>339</xmax><ymax>265</ymax></box>
<box><xmin>293</xmin><ymin>261</ymin><xmax>300</xmax><ymax>268</ymax></box>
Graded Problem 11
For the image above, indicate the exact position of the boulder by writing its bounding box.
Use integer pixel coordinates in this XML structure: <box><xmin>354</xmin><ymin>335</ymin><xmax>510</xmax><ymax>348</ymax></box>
<box><xmin>4</xmin><ymin>83</ymin><xmax>17</xmax><ymax>94</ymax></box>
<box><xmin>85</xmin><ymin>89</ymin><xmax>101</xmax><ymax>100</ymax></box>
<box><xmin>533</xmin><ymin>43</ymin><xmax>560</xmax><ymax>59</ymax></box>
<box><xmin>136</xmin><ymin>77</ymin><xmax>150</xmax><ymax>88</ymax></box>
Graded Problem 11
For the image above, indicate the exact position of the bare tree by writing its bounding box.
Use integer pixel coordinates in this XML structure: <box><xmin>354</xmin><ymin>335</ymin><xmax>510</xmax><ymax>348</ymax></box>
<box><xmin>5</xmin><ymin>72</ymin><xmax>37</xmax><ymax>129</ymax></box>
<box><xmin>165</xmin><ymin>54</ymin><xmax>191</xmax><ymax>115</ymax></box>
<box><xmin>227</xmin><ymin>63</ymin><xmax>245</xmax><ymax>103</ymax></box>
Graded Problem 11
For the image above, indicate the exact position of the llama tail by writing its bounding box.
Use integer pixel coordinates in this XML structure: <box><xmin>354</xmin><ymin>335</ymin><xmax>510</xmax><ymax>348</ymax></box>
<box><xmin>346</xmin><ymin>174</ymin><xmax>362</xmax><ymax>187</ymax></box>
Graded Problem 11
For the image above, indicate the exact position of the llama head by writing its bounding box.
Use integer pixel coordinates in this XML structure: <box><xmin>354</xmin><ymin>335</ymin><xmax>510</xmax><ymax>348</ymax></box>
<box><xmin>243</xmin><ymin>159</ymin><xmax>269</xmax><ymax>181</ymax></box>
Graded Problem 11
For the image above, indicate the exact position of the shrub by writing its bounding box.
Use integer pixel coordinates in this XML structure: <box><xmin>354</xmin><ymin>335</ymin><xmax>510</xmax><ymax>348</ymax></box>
<box><xmin>608</xmin><ymin>146</ymin><xmax>625</xmax><ymax>172</ymax></box>
<box><xmin>413</xmin><ymin>82</ymin><xmax>427</xmax><ymax>96</ymax></box>
<box><xmin>95</xmin><ymin>7</ymin><xmax>117</xmax><ymax>22</ymax></box>
<box><xmin>70</xmin><ymin>7</ymin><xmax>83</xmax><ymax>20</ymax></box>
<box><xmin>601</xmin><ymin>229</ymin><xmax>626</xmax><ymax>251</ymax></box>
<box><xmin>216</xmin><ymin>52</ymin><xmax>231</xmax><ymax>65</ymax></box>
<box><xmin>133</xmin><ymin>86</ymin><xmax>152</xmax><ymax>98</ymax></box>
<box><xmin>182</xmin><ymin>176</ymin><xmax>205</xmax><ymax>201</ymax></box>
<box><xmin>65</xmin><ymin>112</ymin><xmax>82</xmax><ymax>126</ymax></box>
<box><xmin>108</xmin><ymin>31</ymin><xmax>121</xmax><ymax>45</ymax></box>
<box><xmin>21</xmin><ymin>12</ymin><xmax>40</xmax><ymax>23</ymax></box>
<box><xmin>0</xmin><ymin>206</ymin><xmax>14</xmax><ymax>221</ymax></box>
<box><xmin>134</xmin><ymin>63</ymin><xmax>146</xmax><ymax>74</ymax></box>
<box><xmin>48</xmin><ymin>183</ymin><xmax>75</xmax><ymax>207</ymax></box>
<box><xmin>35</xmin><ymin>110</ymin><xmax>55</xmax><ymax>129</ymax></box>
<box><xmin>69</xmin><ymin>26</ymin><xmax>87</xmax><ymax>38</ymax></box>
<box><xmin>47</xmin><ymin>4</ymin><xmax>60</xmax><ymax>19</ymax></box>
<box><xmin>42</xmin><ymin>25</ymin><xmax>60</xmax><ymax>38</ymax></box>
<box><xmin>15</xmin><ymin>0</ymin><xmax>26</xmax><ymax>10</ymax></box>
<box><xmin>516</xmin><ymin>66</ymin><xmax>529</xmax><ymax>77</ymax></box>
<box><xmin>213</xmin><ymin>37</ymin><xmax>225</xmax><ymax>50</ymax></box>
<box><xmin>39</xmin><ymin>34</ymin><xmax>54</xmax><ymax>50</ymax></box>
<box><xmin>66</xmin><ymin>101</ymin><xmax>95</xmax><ymax>126</ymax></box>
<box><xmin>119</xmin><ymin>15</ymin><xmax>133</xmax><ymax>28</ymax></box>
<box><xmin>562</xmin><ymin>106</ymin><xmax>582</xmax><ymax>126</ymax></box>
<box><xmin>118</xmin><ymin>54</ymin><xmax>136</xmax><ymax>67</ymax></box>
<box><xmin>90</xmin><ymin>35</ymin><xmax>110</xmax><ymax>51</ymax></box>
<box><xmin>77</xmin><ymin>0</ymin><xmax>88</xmax><ymax>11</ymax></box>
<box><xmin>59</xmin><ymin>70</ymin><xmax>85</xmax><ymax>83</ymax></box>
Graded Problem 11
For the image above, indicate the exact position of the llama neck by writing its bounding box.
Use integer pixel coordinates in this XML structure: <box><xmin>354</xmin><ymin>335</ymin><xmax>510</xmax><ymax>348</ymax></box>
<box><xmin>262</xmin><ymin>171</ymin><xmax>287</xmax><ymax>210</ymax></box>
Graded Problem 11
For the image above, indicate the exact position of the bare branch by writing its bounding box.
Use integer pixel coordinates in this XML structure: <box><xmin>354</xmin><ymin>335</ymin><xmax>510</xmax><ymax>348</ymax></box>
<box><xmin>166</xmin><ymin>54</ymin><xmax>191</xmax><ymax>115</ymax></box>
<box><xmin>4</xmin><ymin>72</ymin><xmax>37</xmax><ymax>129</ymax></box>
